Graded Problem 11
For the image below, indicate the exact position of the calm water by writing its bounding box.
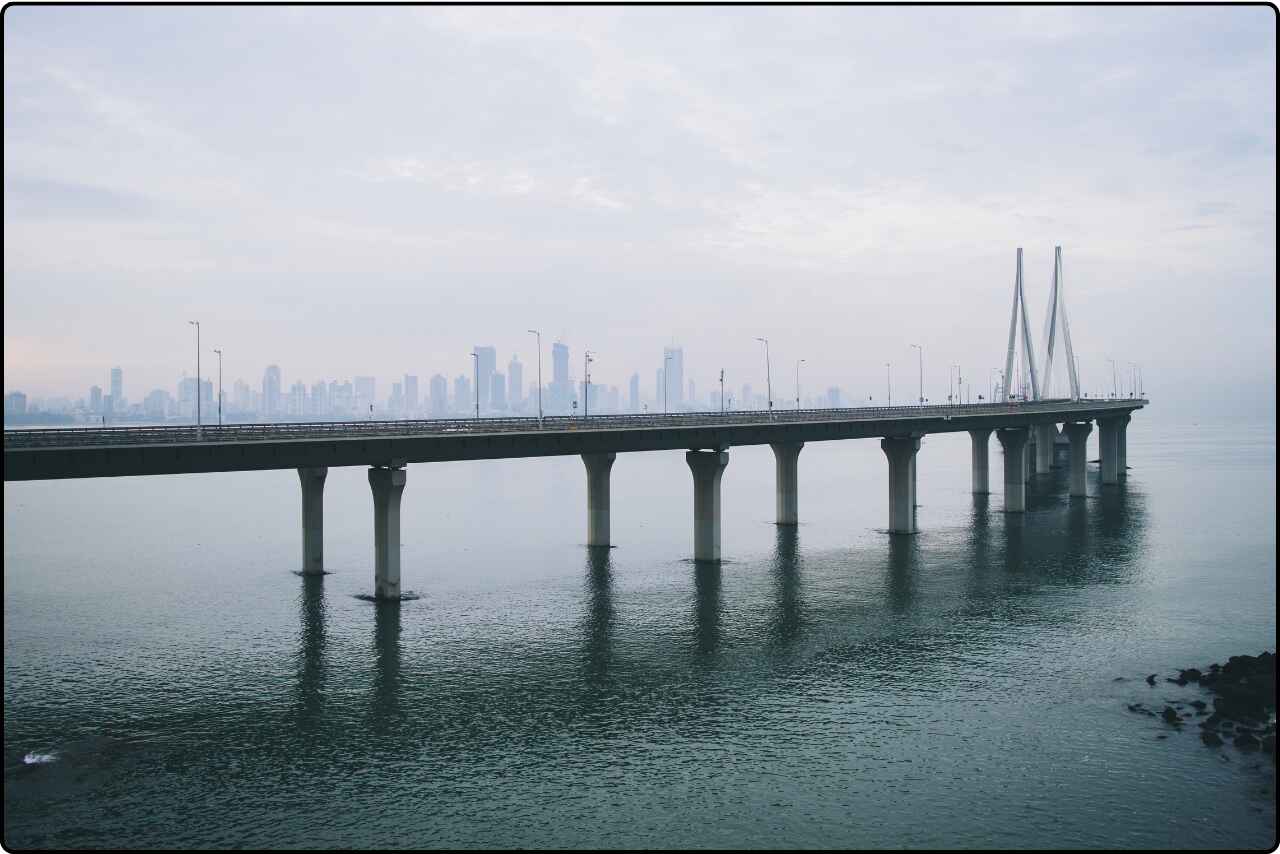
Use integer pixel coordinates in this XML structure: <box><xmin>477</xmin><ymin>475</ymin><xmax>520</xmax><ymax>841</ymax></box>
<box><xmin>3</xmin><ymin>416</ymin><xmax>1276</xmax><ymax>849</ymax></box>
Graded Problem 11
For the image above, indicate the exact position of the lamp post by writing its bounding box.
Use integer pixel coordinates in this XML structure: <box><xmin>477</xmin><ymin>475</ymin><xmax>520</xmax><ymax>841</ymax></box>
<box><xmin>795</xmin><ymin>358</ymin><xmax>805</xmax><ymax>409</ymax></box>
<box><xmin>582</xmin><ymin>350</ymin><xmax>593</xmax><ymax>418</ymax></box>
<box><xmin>472</xmin><ymin>351</ymin><xmax>479</xmax><ymax>418</ymax></box>
<box><xmin>212</xmin><ymin>348</ymin><xmax>223</xmax><ymax>426</ymax></box>
<box><xmin>1107</xmin><ymin>358</ymin><xmax>1118</xmax><ymax>399</ymax></box>
<box><xmin>188</xmin><ymin>320</ymin><xmax>200</xmax><ymax>435</ymax></box>
<box><xmin>527</xmin><ymin>329</ymin><xmax>543</xmax><ymax>425</ymax></box>
<box><xmin>910</xmin><ymin>344</ymin><xmax>923</xmax><ymax>405</ymax></box>
<box><xmin>885</xmin><ymin>362</ymin><xmax>891</xmax><ymax>407</ymax></box>
<box><xmin>719</xmin><ymin>369</ymin><xmax>725</xmax><ymax>414</ymax></box>
<box><xmin>755</xmin><ymin>337</ymin><xmax>773</xmax><ymax>416</ymax></box>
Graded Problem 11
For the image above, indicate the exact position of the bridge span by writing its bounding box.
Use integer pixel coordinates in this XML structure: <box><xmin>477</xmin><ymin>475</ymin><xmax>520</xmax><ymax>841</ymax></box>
<box><xmin>3</xmin><ymin>398</ymin><xmax>1145</xmax><ymax>599</ymax></box>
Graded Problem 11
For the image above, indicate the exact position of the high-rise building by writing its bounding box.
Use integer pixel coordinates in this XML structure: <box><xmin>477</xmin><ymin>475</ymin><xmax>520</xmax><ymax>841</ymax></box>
<box><xmin>389</xmin><ymin>381</ymin><xmax>403</xmax><ymax>415</ymax></box>
<box><xmin>490</xmin><ymin>373</ymin><xmax>506</xmax><ymax>411</ymax></box>
<box><xmin>354</xmin><ymin>376</ymin><xmax>376</xmax><ymax>415</ymax></box>
<box><xmin>474</xmin><ymin>346</ymin><xmax>496</xmax><ymax>410</ymax></box>
<box><xmin>454</xmin><ymin>375</ymin><xmax>472</xmax><ymax>414</ymax></box>
<box><xmin>507</xmin><ymin>357</ymin><xmax>523</xmax><ymax>407</ymax></box>
<box><xmin>110</xmin><ymin>367</ymin><xmax>123</xmax><ymax>412</ymax></box>
<box><xmin>629</xmin><ymin>373</ymin><xmax>640</xmax><ymax>411</ymax></box>
<box><xmin>430</xmin><ymin>374</ymin><xmax>448</xmax><ymax>415</ymax></box>
<box><xmin>233</xmin><ymin>379</ymin><xmax>251</xmax><ymax>413</ymax></box>
<box><xmin>663</xmin><ymin>347</ymin><xmax>684</xmax><ymax>408</ymax></box>
<box><xmin>404</xmin><ymin>375</ymin><xmax>419</xmax><ymax>415</ymax></box>
<box><xmin>330</xmin><ymin>380</ymin><xmax>354</xmax><ymax>416</ymax></box>
<box><xmin>263</xmin><ymin>365</ymin><xmax>283</xmax><ymax>417</ymax></box>
<box><xmin>287</xmin><ymin>381</ymin><xmax>306</xmax><ymax>417</ymax></box>
<box><xmin>143</xmin><ymin>389</ymin><xmax>168</xmax><ymax>419</ymax></box>
<box><xmin>4</xmin><ymin>391</ymin><xmax>28</xmax><ymax>415</ymax></box>
<box><xmin>310</xmin><ymin>381</ymin><xmax>328</xmax><ymax>416</ymax></box>
<box><xmin>89</xmin><ymin>385</ymin><xmax>103</xmax><ymax>414</ymax></box>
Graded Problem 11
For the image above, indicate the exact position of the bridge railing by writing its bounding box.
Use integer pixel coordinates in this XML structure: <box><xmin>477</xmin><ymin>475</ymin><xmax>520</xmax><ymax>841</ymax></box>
<box><xmin>3</xmin><ymin>398</ymin><xmax>1146</xmax><ymax>450</ymax></box>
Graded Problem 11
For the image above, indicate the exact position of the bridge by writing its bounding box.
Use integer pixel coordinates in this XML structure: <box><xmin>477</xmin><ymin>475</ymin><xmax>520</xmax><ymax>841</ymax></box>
<box><xmin>3</xmin><ymin>246</ymin><xmax>1146</xmax><ymax>599</ymax></box>
<box><xmin>4</xmin><ymin>399</ymin><xmax>1144</xmax><ymax>598</ymax></box>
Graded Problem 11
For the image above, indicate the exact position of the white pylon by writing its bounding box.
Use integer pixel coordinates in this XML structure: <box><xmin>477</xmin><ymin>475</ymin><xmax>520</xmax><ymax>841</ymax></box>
<box><xmin>1039</xmin><ymin>246</ymin><xmax>1081</xmax><ymax>401</ymax></box>
<box><xmin>1003</xmin><ymin>247</ymin><xmax>1040</xmax><ymax>401</ymax></box>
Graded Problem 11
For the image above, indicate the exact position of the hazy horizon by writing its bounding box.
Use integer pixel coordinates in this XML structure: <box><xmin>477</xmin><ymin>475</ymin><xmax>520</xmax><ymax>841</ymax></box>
<box><xmin>4</xmin><ymin>6</ymin><xmax>1276</xmax><ymax>417</ymax></box>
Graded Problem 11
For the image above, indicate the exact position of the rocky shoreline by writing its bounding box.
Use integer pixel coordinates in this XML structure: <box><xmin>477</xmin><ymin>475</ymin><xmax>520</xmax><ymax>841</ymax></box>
<box><xmin>1125</xmin><ymin>651</ymin><xmax>1275</xmax><ymax>759</ymax></box>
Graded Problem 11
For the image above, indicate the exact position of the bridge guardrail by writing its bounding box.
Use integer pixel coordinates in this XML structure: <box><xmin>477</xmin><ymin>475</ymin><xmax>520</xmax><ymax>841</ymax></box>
<box><xmin>3</xmin><ymin>399</ymin><xmax>1146</xmax><ymax>450</ymax></box>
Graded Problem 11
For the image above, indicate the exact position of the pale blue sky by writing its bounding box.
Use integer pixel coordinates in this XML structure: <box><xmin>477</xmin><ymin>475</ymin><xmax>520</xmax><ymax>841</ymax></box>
<box><xmin>4</xmin><ymin>5</ymin><xmax>1275</xmax><ymax>413</ymax></box>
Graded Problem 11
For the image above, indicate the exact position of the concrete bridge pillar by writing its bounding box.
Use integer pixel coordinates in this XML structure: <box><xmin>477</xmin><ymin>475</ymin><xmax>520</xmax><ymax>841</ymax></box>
<box><xmin>686</xmin><ymin>450</ymin><xmax>729</xmax><ymax>561</ymax></box>
<box><xmin>368</xmin><ymin>466</ymin><xmax>407</xmax><ymax>599</ymax></box>
<box><xmin>1098</xmin><ymin>418</ymin><xmax>1120</xmax><ymax>485</ymax></box>
<box><xmin>1023</xmin><ymin>434</ymin><xmax>1034</xmax><ymax>482</ymax></box>
<box><xmin>770</xmin><ymin>442</ymin><xmax>803</xmax><ymax>525</ymax></box>
<box><xmin>1063</xmin><ymin>422</ymin><xmax>1092</xmax><ymax>497</ymax></box>
<box><xmin>997</xmin><ymin>427</ymin><xmax>1029</xmax><ymax>512</ymax></box>
<box><xmin>298</xmin><ymin>466</ymin><xmax>327</xmax><ymax>575</ymax></box>
<box><xmin>582</xmin><ymin>453</ymin><xmax>616</xmax><ymax>546</ymax></box>
<box><xmin>1035</xmin><ymin>424</ymin><xmax>1054</xmax><ymax>474</ymax></box>
<box><xmin>880</xmin><ymin>436</ymin><xmax>920</xmax><ymax>534</ymax></box>
<box><xmin>1116</xmin><ymin>413</ymin><xmax>1131</xmax><ymax>477</ymax></box>
<box><xmin>969</xmin><ymin>429</ymin><xmax>991</xmax><ymax>494</ymax></box>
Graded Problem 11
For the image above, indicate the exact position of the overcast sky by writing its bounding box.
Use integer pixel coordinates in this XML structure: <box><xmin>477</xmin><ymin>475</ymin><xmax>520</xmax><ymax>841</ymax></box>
<box><xmin>3</xmin><ymin>5</ymin><xmax>1275</xmax><ymax>413</ymax></box>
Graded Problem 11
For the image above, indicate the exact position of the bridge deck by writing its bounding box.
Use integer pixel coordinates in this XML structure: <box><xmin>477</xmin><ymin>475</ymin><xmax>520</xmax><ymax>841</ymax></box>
<box><xmin>3</xmin><ymin>399</ymin><xmax>1145</xmax><ymax>480</ymax></box>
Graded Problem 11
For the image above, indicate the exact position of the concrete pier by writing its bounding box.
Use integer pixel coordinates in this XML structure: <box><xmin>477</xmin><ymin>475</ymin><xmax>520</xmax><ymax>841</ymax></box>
<box><xmin>1098</xmin><ymin>418</ymin><xmax>1120</xmax><ymax>485</ymax></box>
<box><xmin>969</xmin><ymin>429</ymin><xmax>991</xmax><ymax>494</ymax></box>
<box><xmin>686</xmin><ymin>450</ymin><xmax>729</xmax><ymax>561</ymax></box>
<box><xmin>1116</xmin><ymin>413</ymin><xmax>1130</xmax><ymax>477</ymax></box>
<box><xmin>1023</xmin><ymin>436</ymin><xmax>1034</xmax><ymax>482</ymax></box>
<box><xmin>1035</xmin><ymin>424</ymin><xmax>1054</xmax><ymax>473</ymax></box>
<box><xmin>582</xmin><ymin>453</ymin><xmax>616</xmax><ymax>546</ymax></box>
<box><xmin>298</xmin><ymin>466</ymin><xmax>327</xmax><ymax>574</ymax></box>
<box><xmin>881</xmin><ymin>436</ymin><xmax>920</xmax><ymax>534</ymax></box>
<box><xmin>1063</xmin><ymin>422</ymin><xmax>1092</xmax><ymax>497</ymax></box>
<box><xmin>770</xmin><ymin>442</ymin><xmax>803</xmax><ymax>525</ymax></box>
<box><xmin>997</xmin><ymin>427</ymin><xmax>1029</xmax><ymax>512</ymax></box>
<box><xmin>368</xmin><ymin>466</ymin><xmax>407</xmax><ymax>599</ymax></box>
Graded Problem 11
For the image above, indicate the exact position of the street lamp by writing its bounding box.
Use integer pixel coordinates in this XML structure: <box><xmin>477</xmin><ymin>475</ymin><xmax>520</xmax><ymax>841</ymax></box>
<box><xmin>582</xmin><ymin>350</ymin><xmax>594</xmax><ymax>418</ymax></box>
<box><xmin>885</xmin><ymin>362</ymin><xmax>892</xmax><ymax>407</ymax></box>
<box><xmin>188</xmin><ymin>320</ymin><xmax>201</xmax><ymax>435</ymax></box>
<box><xmin>471</xmin><ymin>351</ymin><xmax>479</xmax><ymax>419</ymax></box>
<box><xmin>719</xmin><ymin>369</ymin><xmax>725</xmax><ymax>414</ymax></box>
<box><xmin>527</xmin><ymin>329</ymin><xmax>543</xmax><ymax>424</ymax></box>
<box><xmin>795</xmin><ymin>359</ymin><xmax>805</xmax><ymax>410</ymax></box>
<box><xmin>212</xmin><ymin>348</ymin><xmax>223</xmax><ymax>427</ymax></box>
<box><xmin>910</xmin><ymin>344</ymin><xmax>923</xmax><ymax>405</ymax></box>
<box><xmin>1107</xmin><ymin>358</ymin><xmax>1118</xmax><ymax>399</ymax></box>
<box><xmin>755</xmin><ymin>337</ymin><xmax>773</xmax><ymax>416</ymax></box>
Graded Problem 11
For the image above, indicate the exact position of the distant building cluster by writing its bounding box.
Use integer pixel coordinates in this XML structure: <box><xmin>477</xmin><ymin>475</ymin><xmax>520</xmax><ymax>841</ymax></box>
<box><xmin>5</xmin><ymin>345</ymin><xmax>852</xmax><ymax>425</ymax></box>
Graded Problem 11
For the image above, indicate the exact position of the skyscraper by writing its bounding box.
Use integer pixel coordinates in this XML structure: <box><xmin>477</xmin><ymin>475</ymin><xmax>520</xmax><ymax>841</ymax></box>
<box><xmin>430</xmin><ymin>374</ymin><xmax>448</xmax><ymax>415</ymax></box>
<box><xmin>663</xmin><ymin>346</ymin><xmax>684</xmax><ymax>409</ymax></box>
<box><xmin>508</xmin><ymin>357</ymin><xmax>523</xmax><ymax>408</ymax></box>
<box><xmin>354</xmin><ymin>376</ymin><xmax>376</xmax><ymax>415</ymax></box>
<box><xmin>89</xmin><ymin>385</ymin><xmax>103</xmax><ymax>414</ymax></box>
<box><xmin>404</xmin><ymin>375</ymin><xmax>419</xmax><ymax>415</ymax></box>
<box><xmin>263</xmin><ymin>365</ymin><xmax>283</xmax><ymax>417</ymax></box>
<box><xmin>474</xmin><ymin>346</ymin><xmax>496</xmax><ymax>410</ymax></box>
<box><xmin>110</xmin><ymin>367</ymin><xmax>123</xmax><ymax>412</ymax></box>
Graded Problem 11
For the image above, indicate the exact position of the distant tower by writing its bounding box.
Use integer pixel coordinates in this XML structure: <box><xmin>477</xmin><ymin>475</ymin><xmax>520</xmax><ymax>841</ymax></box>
<box><xmin>1002</xmin><ymin>248</ymin><xmax>1040</xmax><ymax>402</ymax></box>
<box><xmin>110</xmin><ymin>367</ymin><xmax>123</xmax><ymax>411</ymax></box>
<box><xmin>474</xmin><ymin>346</ymin><xmax>496</xmax><ymax>410</ymax></box>
<box><xmin>1038</xmin><ymin>246</ymin><xmax>1080</xmax><ymax>401</ymax></box>
<box><xmin>263</xmin><ymin>365</ymin><xmax>283</xmax><ymax>416</ymax></box>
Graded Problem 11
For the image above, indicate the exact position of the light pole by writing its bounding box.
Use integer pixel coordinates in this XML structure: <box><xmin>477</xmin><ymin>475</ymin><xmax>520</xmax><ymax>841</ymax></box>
<box><xmin>527</xmin><ymin>329</ymin><xmax>543</xmax><ymax>424</ymax></box>
<box><xmin>755</xmin><ymin>337</ymin><xmax>772</xmax><ymax>416</ymax></box>
<box><xmin>886</xmin><ymin>362</ymin><xmax>891</xmax><ymax>407</ymax></box>
<box><xmin>582</xmin><ymin>350</ymin><xmax>593</xmax><ymax>418</ymax></box>
<box><xmin>795</xmin><ymin>358</ymin><xmax>805</xmax><ymax>409</ymax></box>
<box><xmin>719</xmin><ymin>369</ymin><xmax>725</xmax><ymax>414</ymax></box>
<box><xmin>188</xmin><ymin>320</ymin><xmax>200</xmax><ymax>435</ymax></box>
<box><xmin>910</xmin><ymin>344</ymin><xmax>923</xmax><ymax>405</ymax></box>
<box><xmin>212</xmin><ymin>348</ymin><xmax>223</xmax><ymax>426</ymax></box>
<box><xmin>1107</xmin><ymin>358</ymin><xmax>1118</xmax><ymax>398</ymax></box>
<box><xmin>1128</xmin><ymin>362</ymin><xmax>1138</xmax><ymax>398</ymax></box>
<box><xmin>472</xmin><ymin>351</ymin><xmax>479</xmax><ymax>418</ymax></box>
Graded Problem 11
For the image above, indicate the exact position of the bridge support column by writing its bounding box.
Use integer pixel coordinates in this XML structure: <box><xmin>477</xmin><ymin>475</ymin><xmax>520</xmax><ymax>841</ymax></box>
<box><xmin>881</xmin><ymin>436</ymin><xmax>920</xmax><ymax>534</ymax></box>
<box><xmin>582</xmin><ymin>453</ymin><xmax>616</xmax><ymax>546</ymax></box>
<box><xmin>368</xmin><ymin>466</ymin><xmax>407</xmax><ymax>599</ymax></box>
<box><xmin>1023</xmin><ymin>435</ymin><xmax>1034</xmax><ymax>482</ymax></box>
<box><xmin>1035</xmin><ymin>424</ymin><xmax>1054</xmax><ymax>473</ymax></box>
<box><xmin>969</xmin><ymin>429</ymin><xmax>991</xmax><ymax>494</ymax></box>
<box><xmin>1098</xmin><ymin>418</ymin><xmax>1120</xmax><ymax>485</ymax></box>
<box><xmin>997</xmin><ymin>427</ymin><xmax>1029</xmax><ymax>512</ymax></box>
<box><xmin>1116</xmin><ymin>413</ymin><xmax>1130</xmax><ymax>477</ymax></box>
<box><xmin>686</xmin><ymin>450</ymin><xmax>729</xmax><ymax>561</ymax></box>
<box><xmin>770</xmin><ymin>442</ymin><xmax>803</xmax><ymax>525</ymax></box>
<box><xmin>1063</xmin><ymin>422</ymin><xmax>1092</xmax><ymax>497</ymax></box>
<box><xmin>298</xmin><ymin>466</ymin><xmax>328</xmax><ymax>574</ymax></box>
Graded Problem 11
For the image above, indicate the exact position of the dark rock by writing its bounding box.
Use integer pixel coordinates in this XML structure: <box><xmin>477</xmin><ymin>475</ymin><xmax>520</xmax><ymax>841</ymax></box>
<box><xmin>1189</xmin><ymin>700</ymin><xmax>1207</xmax><ymax>711</ymax></box>
<box><xmin>1202</xmin><ymin>731</ymin><xmax>1224</xmax><ymax>747</ymax></box>
<box><xmin>1146</xmin><ymin>674</ymin><xmax>1158</xmax><ymax>686</ymax></box>
<box><xmin>1162</xmin><ymin>706</ymin><xmax>1182</xmax><ymax>725</ymax></box>
<box><xmin>1113</xmin><ymin>677</ymin><xmax>1127</xmax><ymax>682</ymax></box>
<box><xmin>1156</xmin><ymin>734</ymin><xmax>1168</xmax><ymax>740</ymax></box>
<box><xmin>1235</xmin><ymin>732</ymin><xmax>1261</xmax><ymax>751</ymax></box>
<box><xmin>1180</xmin><ymin>668</ymin><xmax>1203</xmax><ymax>682</ymax></box>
